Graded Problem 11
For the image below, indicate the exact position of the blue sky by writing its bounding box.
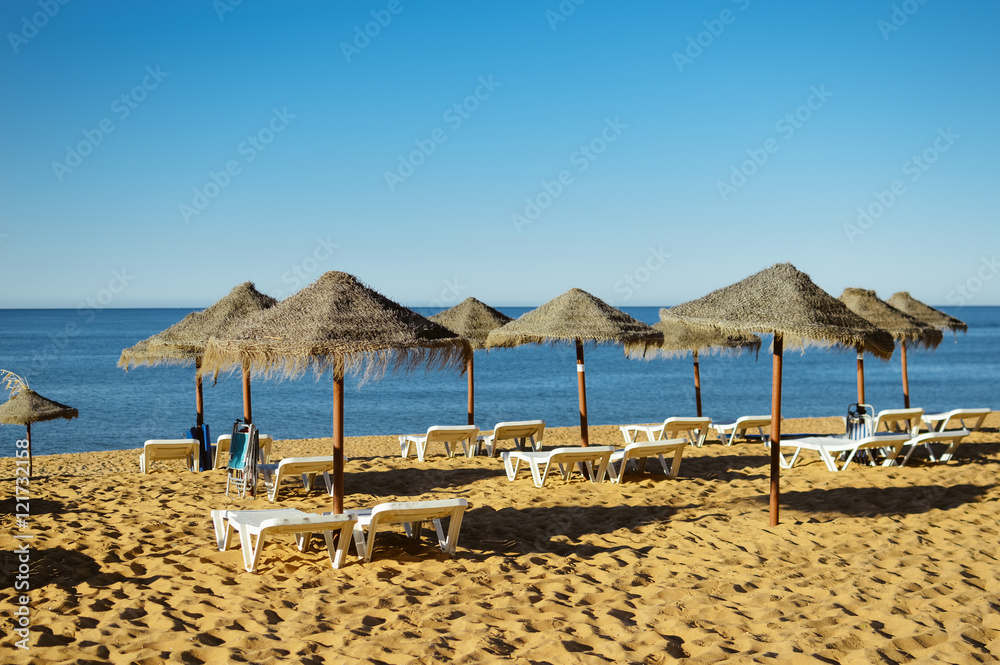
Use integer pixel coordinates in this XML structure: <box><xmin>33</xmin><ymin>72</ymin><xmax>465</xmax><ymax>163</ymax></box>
<box><xmin>2</xmin><ymin>1</ymin><xmax>998</xmax><ymax>309</ymax></box>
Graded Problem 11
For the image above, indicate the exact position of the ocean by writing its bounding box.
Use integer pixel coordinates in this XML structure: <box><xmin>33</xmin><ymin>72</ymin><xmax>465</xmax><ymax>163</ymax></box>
<box><xmin>1</xmin><ymin>306</ymin><xmax>996</xmax><ymax>457</ymax></box>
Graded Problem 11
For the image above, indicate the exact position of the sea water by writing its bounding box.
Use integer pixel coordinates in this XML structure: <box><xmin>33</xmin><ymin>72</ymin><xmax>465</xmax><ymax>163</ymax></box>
<box><xmin>1</xmin><ymin>306</ymin><xmax>996</xmax><ymax>456</ymax></box>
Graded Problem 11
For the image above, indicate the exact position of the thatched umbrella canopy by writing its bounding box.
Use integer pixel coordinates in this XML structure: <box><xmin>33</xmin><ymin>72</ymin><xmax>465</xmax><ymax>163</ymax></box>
<box><xmin>886</xmin><ymin>291</ymin><xmax>966</xmax><ymax>407</ymax></box>
<box><xmin>671</xmin><ymin>263</ymin><xmax>894</xmax><ymax>526</ymax></box>
<box><xmin>627</xmin><ymin>308</ymin><xmax>761</xmax><ymax>417</ymax></box>
<box><xmin>0</xmin><ymin>377</ymin><xmax>78</xmax><ymax>478</ymax></box>
<box><xmin>429</xmin><ymin>297</ymin><xmax>512</xmax><ymax>425</ymax></box>
<box><xmin>839</xmin><ymin>288</ymin><xmax>944</xmax><ymax>404</ymax></box>
<box><xmin>485</xmin><ymin>288</ymin><xmax>663</xmax><ymax>446</ymax></box>
<box><xmin>202</xmin><ymin>271</ymin><xmax>472</xmax><ymax>512</ymax></box>
<box><xmin>118</xmin><ymin>282</ymin><xmax>278</xmax><ymax>429</ymax></box>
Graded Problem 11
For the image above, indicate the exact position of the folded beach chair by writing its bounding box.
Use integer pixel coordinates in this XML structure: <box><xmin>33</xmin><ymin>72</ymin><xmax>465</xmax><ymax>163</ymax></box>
<box><xmin>502</xmin><ymin>446</ymin><xmax>615</xmax><ymax>488</ymax></box>
<box><xmin>226</xmin><ymin>422</ymin><xmax>260</xmax><ymax>498</ymax></box>
<box><xmin>607</xmin><ymin>438</ymin><xmax>687</xmax><ymax>482</ymax></box>
<box><xmin>475</xmin><ymin>420</ymin><xmax>545</xmax><ymax>457</ymax></box>
<box><xmin>777</xmin><ymin>432</ymin><xmax>911</xmax><ymax>472</ymax></box>
<box><xmin>898</xmin><ymin>429</ymin><xmax>971</xmax><ymax>466</ymax></box>
<box><xmin>341</xmin><ymin>498</ymin><xmax>469</xmax><ymax>563</ymax></box>
<box><xmin>921</xmin><ymin>408</ymin><xmax>990</xmax><ymax>433</ymax></box>
<box><xmin>211</xmin><ymin>508</ymin><xmax>357</xmax><ymax>572</ymax></box>
<box><xmin>399</xmin><ymin>425</ymin><xmax>479</xmax><ymax>462</ymax></box>
<box><xmin>214</xmin><ymin>433</ymin><xmax>273</xmax><ymax>470</ymax></box>
<box><xmin>257</xmin><ymin>456</ymin><xmax>337</xmax><ymax>502</ymax></box>
<box><xmin>871</xmin><ymin>408</ymin><xmax>925</xmax><ymax>437</ymax></box>
<box><xmin>714</xmin><ymin>415</ymin><xmax>771</xmax><ymax>446</ymax></box>
<box><xmin>139</xmin><ymin>439</ymin><xmax>199</xmax><ymax>474</ymax></box>
<box><xmin>619</xmin><ymin>416</ymin><xmax>712</xmax><ymax>447</ymax></box>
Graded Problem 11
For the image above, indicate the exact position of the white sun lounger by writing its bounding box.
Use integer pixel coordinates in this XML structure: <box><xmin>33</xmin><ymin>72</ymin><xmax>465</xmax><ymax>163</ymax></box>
<box><xmin>214</xmin><ymin>434</ymin><xmax>273</xmax><ymax>469</ymax></box>
<box><xmin>139</xmin><ymin>439</ymin><xmax>199</xmax><ymax>474</ymax></box>
<box><xmin>257</xmin><ymin>456</ymin><xmax>337</xmax><ymax>502</ymax></box>
<box><xmin>399</xmin><ymin>425</ymin><xmax>479</xmax><ymax>462</ymax></box>
<box><xmin>502</xmin><ymin>446</ymin><xmax>614</xmax><ymax>488</ymax></box>
<box><xmin>211</xmin><ymin>508</ymin><xmax>357</xmax><ymax>572</ymax></box>
<box><xmin>898</xmin><ymin>429</ymin><xmax>972</xmax><ymax>465</ymax></box>
<box><xmin>872</xmin><ymin>408</ymin><xmax>924</xmax><ymax>437</ymax></box>
<box><xmin>475</xmin><ymin>420</ymin><xmax>545</xmax><ymax>457</ymax></box>
<box><xmin>922</xmin><ymin>408</ymin><xmax>990</xmax><ymax>433</ymax></box>
<box><xmin>777</xmin><ymin>432</ymin><xmax>911</xmax><ymax>472</ymax></box>
<box><xmin>341</xmin><ymin>498</ymin><xmax>469</xmax><ymax>563</ymax></box>
<box><xmin>714</xmin><ymin>415</ymin><xmax>771</xmax><ymax>445</ymax></box>
<box><xmin>619</xmin><ymin>417</ymin><xmax>712</xmax><ymax>447</ymax></box>
<box><xmin>607</xmin><ymin>438</ymin><xmax>687</xmax><ymax>482</ymax></box>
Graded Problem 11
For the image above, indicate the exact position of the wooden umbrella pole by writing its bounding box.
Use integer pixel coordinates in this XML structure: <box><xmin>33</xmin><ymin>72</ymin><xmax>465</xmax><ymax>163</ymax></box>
<box><xmin>856</xmin><ymin>350</ymin><xmax>865</xmax><ymax>405</ymax></box>
<box><xmin>901</xmin><ymin>342</ymin><xmax>910</xmax><ymax>408</ymax></box>
<box><xmin>693</xmin><ymin>351</ymin><xmax>703</xmax><ymax>418</ymax></box>
<box><xmin>26</xmin><ymin>422</ymin><xmax>32</xmax><ymax>480</ymax></box>
<box><xmin>195</xmin><ymin>359</ymin><xmax>204</xmax><ymax>427</ymax></box>
<box><xmin>576</xmin><ymin>338</ymin><xmax>589</xmax><ymax>447</ymax></box>
<box><xmin>333</xmin><ymin>373</ymin><xmax>345</xmax><ymax>514</ymax></box>
<box><xmin>241</xmin><ymin>361</ymin><xmax>252</xmax><ymax>424</ymax></box>
<box><xmin>769</xmin><ymin>335</ymin><xmax>783</xmax><ymax>527</ymax></box>
<box><xmin>466</xmin><ymin>355</ymin><xmax>474</xmax><ymax>426</ymax></box>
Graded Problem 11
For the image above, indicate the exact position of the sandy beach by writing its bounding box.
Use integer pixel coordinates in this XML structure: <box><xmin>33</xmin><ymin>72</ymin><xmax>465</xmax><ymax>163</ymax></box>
<box><xmin>2</xmin><ymin>415</ymin><xmax>999</xmax><ymax>664</ymax></box>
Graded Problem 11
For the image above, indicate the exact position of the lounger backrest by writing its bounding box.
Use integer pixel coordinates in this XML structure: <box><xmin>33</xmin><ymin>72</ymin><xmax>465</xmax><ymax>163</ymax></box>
<box><xmin>548</xmin><ymin>446</ymin><xmax>615</xmax><ymax>460</ymax></box>
<box><xmin>493</xmin><ymin>420</ymin><xmax>545</xmax><ymax>442</ymax></box>
<box><xmin>874</xmin><ymin>408</ymin><xmax>924</xmax><ymax>435</ymax></box>
<box><xmin>944</xmin><ymin>409</ymin><xmax>990</xmax><ymax>431</ymax></box>
<box><xmin>917</xmin><ymin>428</ymin><xmax>971</xmax><ymax>445</ymax></box>
<box><xmin>663</xmin><ymin>418</ymin><xmax>712</xmax><ymax>445</ymax></box>
<box><xmin>624</xmin><ymin>438</ymin><xmax>686</xmax><ymax>456</ymax></box>
<box><xmin>371</xmin><ymin>498</ymin><xmax>468</xmax><ymax>525</ymax></box>
<box><xmin>425</xmin><ymin>425</ymin><xmax>479</xmax><ymax>444</ymax></box>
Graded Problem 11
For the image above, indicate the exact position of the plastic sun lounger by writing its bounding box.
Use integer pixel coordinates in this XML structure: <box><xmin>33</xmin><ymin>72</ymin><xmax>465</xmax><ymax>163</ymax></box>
<box><xmin>921</xmin><ymin>408</ymin><xmax>990</xmax><ymax>433</ymax></box>
<box><xmin>399</xmin><ymin>425</ymin><xmax>479</xmax><ymax>462</ymax></box>
<box><xmin>340</xmin><ymin>498</ymin><xmax>469</xmax><ymax>563</ymax></box>
<box><xmin>214</xmin><ymin>434</ymin><xmax>273</xmax><ymax>469</ymax></box>
<box><xmin>211</xmin><ymin>508</ymin><xmax>357</xmax><ymax>573</ymax></box>
<box><xmin>872</xmin><ymin>408</ymin><xmax>925</xmax><ymax>437</ymax></box>
<box><xmin>475</xmin><ymin>420</ymin><xmax>545</xmax><ymax>457</ymax></box>
<box><xmin>898</xmin><ymin>429</ymin><xmax>972</xmax><ymax>465</ymax></box>
<box><xmin>502</xmin><ymin>446</ymin><xmax>615</xmax><ymax>488</ymax></box>
<box><xmin>777</xmin><ymin>432</ymin><xmax>911</xmax><ymax>472</ymax></box>
<box><xmin>257</xmin><ymin>456</ymin><xmax>337</xmax><ymax>502</ymax></box>
<box><xmin>607</xmin><ymin>438</ymin><xmax>687</xmax><ymax>482</ymax></box>
<box><xmin>139</xmin><ymin>439</ymin><xmax>199</xmax><ymax>474</ymax></box>
<box><xmin>619</xmin><ymin>417</ymin><xmax>712</xmax><ymax>447</ymax></box>
<box><xmin>714</xmin><ymin>415</ymin><xmax>771</xmax><ymax>445</ymax></box>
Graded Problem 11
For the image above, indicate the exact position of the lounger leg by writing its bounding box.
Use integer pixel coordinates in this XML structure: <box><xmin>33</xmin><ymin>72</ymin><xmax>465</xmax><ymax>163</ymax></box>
<box><xmin>436</xmin><ymin>511</ymin><xmax>465</xmax><ymax>556</ymax></box>
<box><xmin>502</xmin><ymin>453</ymin><xmax>522</xmax><ymax>481</ymax></box>
<box><xmin>211</xmin><ymin>510</ymin><xmax>236</xmax><ymax>551</ymax></box>
<box><xmin>351</xmin><ymin>523</ymin><xmax>370</xmax><ymax>562</ymax></box>
<box><xmin>139</xmin><ymin>453</ymin><xmax>146</xmax><ymax>474</ymax></box>
<box><xmin>239</xmin><ymin>527</ymin><xmax>266</xmax><ymax>573</ymax></box>
<box><xmin>668</xmin><ymin>447</ymin><xmax>684</xmax><ymax>478</ymax></box>
<box><xmin>324</xmin><ymin>525</ymin><xmax>352</xmax><ymax>569</ymax></box>
<box><xmin>819</xmin><ymin>447</ymin><xmax>843</xmax><ymax>472</ymax></box>
<box><xmin>400</xmin><ymin>436</ymin><xmax>410</xmax><ymax>458</ymax></box>
<box><xmin>939</xmin><ymin>442</ymin><xmax>960</xmax><ymax>463</ymax></box>
<box><xmin>302</xmin><ymin>472</ymin><xmax>316</xmax><ymax>491</ymax></box>
<box><xmin>592</xmin><ymin>457</ymin><xmax>609</xmax><ymax>483</ymax></box>
<box><xmin>402</xmin><ymin>520</ymin><xmax>424</xmax><ymax>541</ymax></box>
<box><xmin>530</xmin><ymin>459</ymin><xmax>547</xmax><ymax>488</ymax></box>
<box><xmin>416</xmin><ymin>440</ymin><xmax>427</xmax><ymax>462</ymax></box>
<box><xmin>321</xmin><ymin>471</ymin><xmax>334</xmax><ymax>496</ymax></box>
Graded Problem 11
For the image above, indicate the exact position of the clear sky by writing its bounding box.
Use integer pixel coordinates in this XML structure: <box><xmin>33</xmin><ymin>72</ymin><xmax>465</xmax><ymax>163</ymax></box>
<box><xmin>2</xmin><ymin>1</ymin><xmax>998</xmax><ymax>309</ymax></box>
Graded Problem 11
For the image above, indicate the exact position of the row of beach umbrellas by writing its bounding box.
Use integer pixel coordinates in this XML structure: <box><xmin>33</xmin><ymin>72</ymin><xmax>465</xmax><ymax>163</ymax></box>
<box><xmin>1</xmin><ymin>263</ymin><xmax>968</xmax><ymax>528</ymax></box>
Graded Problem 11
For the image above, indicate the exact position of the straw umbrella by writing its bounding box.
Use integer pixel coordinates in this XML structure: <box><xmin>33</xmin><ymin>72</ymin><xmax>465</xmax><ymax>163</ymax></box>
<box><xmin>119</xmin><ymin>282</ymin><xmax>278</xmax><ymax>428</ymax></box>
<box><xmin>671</xmin><ymin>263</ymin><xmax>894</xmax><ymax>526</ymax></box>
<box><xmin>838</xmin><ymin>288</ymin><xmax>943</xmax><ymax>404</ymax></box>
<box><xmin>429</xmin><ymin>297</ymin><xmax>512</xmax><ymax>425</ymax></box>
<box><xmin>203</xmin><ymin>271</ymin><xmax>471</xmax><ymax>513</ymax></box>
<box><xmin>0</xmin><ymin>373</ymin><xmax>78</xmax><ymax>478</ymax></box>
<box><xmin>887</xmin><ymin>292</ymin><xmax>967</xmax><ymax>408</ymax></box>
<box><xmin>485</xmin><ymin>288</ymin><xmax>662</xmax><ymax>446</ymax></box>
<box><xmin>627</xmin><ymin>308</ymin><xmax>761</xmax><ymax>417</ymax></box>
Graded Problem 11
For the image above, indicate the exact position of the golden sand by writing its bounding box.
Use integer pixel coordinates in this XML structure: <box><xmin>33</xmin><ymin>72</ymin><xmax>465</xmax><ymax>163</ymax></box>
<box><xmin>2</xmin><ymin>415</ymin><xmax>999</xmax><ymax>663</ymax></box>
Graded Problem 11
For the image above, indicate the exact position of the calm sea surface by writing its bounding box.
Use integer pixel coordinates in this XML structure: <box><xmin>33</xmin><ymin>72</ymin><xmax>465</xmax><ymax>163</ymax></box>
<box><xmin>1</xmin><ymin>307</ymin><xmax>997</xmax><ymax>456</ymax></box>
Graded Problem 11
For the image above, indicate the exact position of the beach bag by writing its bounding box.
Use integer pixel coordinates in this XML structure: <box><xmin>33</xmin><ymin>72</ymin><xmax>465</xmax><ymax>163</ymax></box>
<box><xmin>185</xmin><ymin>423</ymin><xmax>211</xmax><ymax>472</ymax></box>
<box><xmin>846</xmin><ymin>403</ymin><xmax>874</xmax><ymax>440</ymax></box>
<box><xmin>226</xmin><ymin>420</ymin><xmax>260</xmax><ymax>498</ymax></box>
